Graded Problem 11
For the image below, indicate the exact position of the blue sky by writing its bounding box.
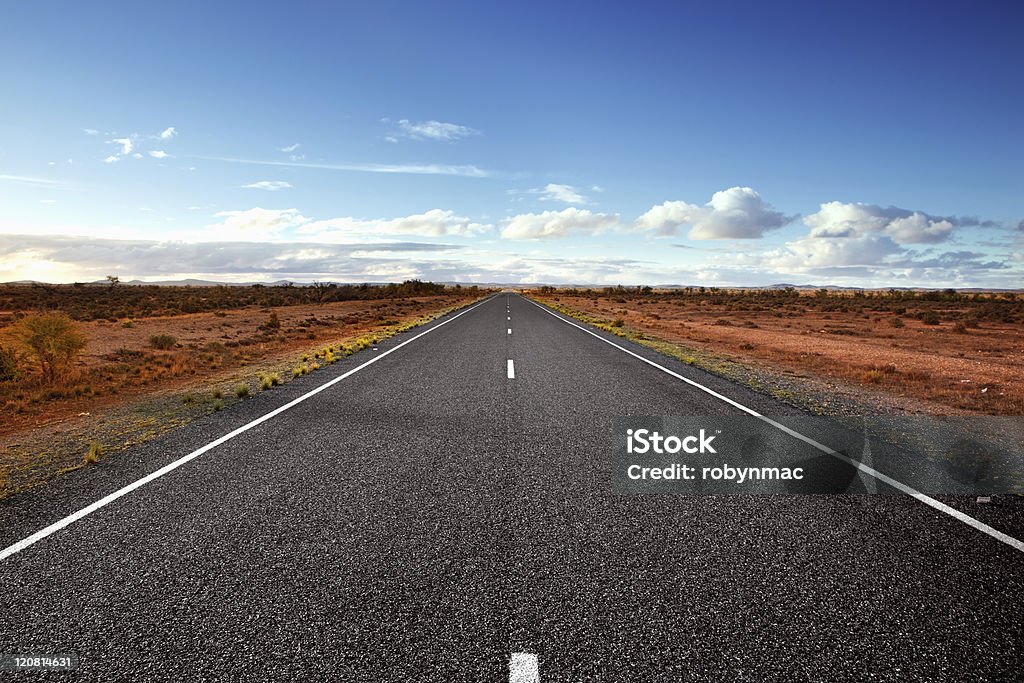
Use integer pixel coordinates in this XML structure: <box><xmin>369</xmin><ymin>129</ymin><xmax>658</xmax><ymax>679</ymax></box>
<box><xmin>1</xmin><ymin>0</ymin><xmax>1022</xmax><ymax>286</ymax></box>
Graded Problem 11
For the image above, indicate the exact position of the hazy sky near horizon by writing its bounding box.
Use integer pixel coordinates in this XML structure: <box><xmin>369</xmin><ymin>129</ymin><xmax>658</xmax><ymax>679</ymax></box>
<box><xmin>1</xmin><ymin>1</ymin><xmax>1022</xmax><ymax>287</ymax></box>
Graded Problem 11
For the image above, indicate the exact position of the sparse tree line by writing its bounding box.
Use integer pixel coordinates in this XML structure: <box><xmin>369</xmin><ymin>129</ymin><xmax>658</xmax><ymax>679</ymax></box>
<box><xmin>0</xmin><ymin>280</ymin><xmax>474</xmax><ymax>323</ymax></box>
<box><xmin>534</xmin><ymin>285</ymin><xmax>1023</xmax><ymax>324</ymax></box>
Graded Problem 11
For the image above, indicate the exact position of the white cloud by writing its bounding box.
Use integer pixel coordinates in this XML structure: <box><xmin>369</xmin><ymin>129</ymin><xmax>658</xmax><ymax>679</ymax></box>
<box><xmin>0</xmin><ymin>174</ymin><xmax>59</xmax><ymax>185</ymax></box>
<box><xmin>764</xmin><ymin>234</ymin><xmax>903</xmax><ymax>270</ymax></box>
<box><xmin>635</xmin><ymin>187</ymin><xmax>792</xmax><ymax>239</ymax></box>
<box><xmin>279</xmin><ymin>143</ymin><xmax>300</xmax><ymax>153</ymax></box>
<box><xmin>104</xmin><ymin>155</ymin><xmax>120</xmax><ymax>164</ymax></box>
<box><xmin>241</xmin><ymin>180</ymin><xmax>293</xmax><ymax>191</ymax></box>
<box><xmin>300</xmin><ymin>209</ymin><xmax>490</xmax><ymax>240</ymax></box>
<box><xmin>108</xmin><ymin>137</ymin><xmax>134</xmax><ymax>155</ymax></box>
<box><xmin>149</xmin><ymin>150</ymin><xmax>170</xmax><ymax>159</ymax></box>
<box><xmin>201</xmin><ymin>156</ymin><xmax>493</xmax><ymax>178</ymax></box>
<box><xmin>501</xmin><ymin>208</ymin><xmax>621</xmax><ymax>240</ymax></box>
<box><xmin>805</xmin><ymin>201</ymin><xmax>954</xmax><ymax>244</ymax></box>
<box><xmin>159</xmin><ymin>127</ymin><xmax>177</xmax><ymax>140</ymax></box>
<box><xmin>212</xmin><ymin>207</ymin><xmax>309</xmax><ymax>237</ymax></box>
<box><xmin>393</xmin><ymin>119</ymin><xmax>480</xmax><ymax>142</ymax></box>
<box><xmin>538</xmin><ymin>183</ymin><xmax>588</xmax><ymax>205</ymax></box>
<box><xmin>83</xmin><ymin>128</ymin><xmax>99</xmax><ymax>135</ymax></box>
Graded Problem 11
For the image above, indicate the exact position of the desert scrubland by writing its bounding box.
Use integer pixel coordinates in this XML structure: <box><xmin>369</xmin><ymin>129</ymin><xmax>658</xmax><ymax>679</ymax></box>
<box><xmin>0</xmin><ymin>281</ymin><xmax>487</xmax><ymax>495</ymax></box>
<box><xmin>529</xmin><ymin>286</ymin><xmax>1024</xmax><ymax>416</ymax></box>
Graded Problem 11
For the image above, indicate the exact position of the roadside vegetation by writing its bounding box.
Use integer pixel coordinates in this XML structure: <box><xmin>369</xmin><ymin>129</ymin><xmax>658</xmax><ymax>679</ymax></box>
<box><xmin>0</xmin><ymin>279</ymin><xmax>462</xmax><ymax>321</ymax></box>
<box><xmin>0</xmin><ymin>282</ymin><xmax>490</xmax><ymax>498</ymax></box>
<box><xmin>529</xmin><ymin>286</ymin><xmax>1024</xmax><ymax>415</ymax></box>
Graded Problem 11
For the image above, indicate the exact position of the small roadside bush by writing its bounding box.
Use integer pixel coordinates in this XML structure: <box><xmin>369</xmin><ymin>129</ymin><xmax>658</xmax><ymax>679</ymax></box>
<box><xmin>611</xmin><ymin>319</ymin><xmax>625</xmax><ymax>328</ymax></box>
<box><xmin>258</xmin><ymin>372</ymin><xmax>282</xmax><ymax>390</ymax></box>
<box><xmin>860</xmin><ymin>369</ymin><xmax>884</xmax><ymax>384</ymax></box>
<box><xmin>149</xmin><ymin>334</ymin><xmax>177</xmax><ymax>350</ymax></box>
<box><xmin>261</xmin><ymin>312</ymin><xmax>281</xmax><ymax>331</ymax></box>
<box><xmin>17</xmin><ymin>312</ymin><xmax>88</xmax><ymax>384</ymax></box>
<box><xmin>0</xmin><ymin>346</ymin><xmax>20</xmax><ymax>382</ymax></box>
<box><xmin>234</xmin><ymin>383</ymin><xmax>250</xmax><ymax>398</ymax></box>
<box><xmin>84</xmin><ymin>442</ymin><xmax>104</xmax><ymax>464</ymax></box>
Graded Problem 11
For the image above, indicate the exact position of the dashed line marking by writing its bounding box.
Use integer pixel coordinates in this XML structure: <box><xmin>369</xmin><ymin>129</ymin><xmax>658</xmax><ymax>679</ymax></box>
<box><xmin>509</xmin><ymin>652</ymin><xmax>539</xmax><ymax>683</ymax></box>
<box><xmin>507</xmin><ymin>359</ymin><xmax>515</xmax><ymax>379</ymax></box>
<box><xmin>508</xmin><ymin>328</ymin><xmax>512</xmax><ymax>335</ymax></box>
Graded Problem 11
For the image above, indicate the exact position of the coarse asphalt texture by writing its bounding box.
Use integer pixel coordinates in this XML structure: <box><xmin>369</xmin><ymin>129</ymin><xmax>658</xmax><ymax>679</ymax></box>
<box><xmin>1</xmin><ymin>292</ymin><xmax>1021</xmax><ymax>681</ymax></box>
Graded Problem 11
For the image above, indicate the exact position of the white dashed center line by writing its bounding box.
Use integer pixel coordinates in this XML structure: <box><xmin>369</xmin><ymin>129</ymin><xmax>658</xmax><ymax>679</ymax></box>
<box><xmin>507</xmin><ymin>359</ymin><xmax>515</xmax><ymax>379</ymax></box>
<box><xmin>508</xmin><ymin>328</ymin><xmax>512</xmax><ymax>335</ymax></box>
<box><xmin>509</xmin><ymin>652</ymin><xmax>539</xmax><ymax>682</ymax></box>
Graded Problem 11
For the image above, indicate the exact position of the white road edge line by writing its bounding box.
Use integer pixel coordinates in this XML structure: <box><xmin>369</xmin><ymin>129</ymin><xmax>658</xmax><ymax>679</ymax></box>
<box><xmin>509</xmin><ymin>652</ymin><xmax>539</xmax><ymax>683</ymax></box>
<box><xmin>507</xmin><ymin>359</ymin><xmax>515</xmax><ymax>379</ymax></box>
<box><xmin>0</xmin><ymin>296</ymin><xmax>498</xmax><ymax>562</ymax></box>
<box><xmin>526</xmin><ymin>296</ymin><xmax>1024</xmax><ymax>553</ymax></box>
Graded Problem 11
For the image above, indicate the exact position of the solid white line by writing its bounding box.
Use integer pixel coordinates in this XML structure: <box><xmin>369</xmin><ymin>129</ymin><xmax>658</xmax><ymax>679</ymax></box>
<box><xmin>0</xmin><ymin>296</ymin><xmax>497</xmax><ymax>562</ymax></box>
<box><xmin>507</xmin><ymin>359</ymin><xmax>515</xmax><ymax>379</ymax></box>
<box><xmin>509</xmin><ymin>652</ymin><xmax>539</xmax><ymax>683</ymax></box>
<box><xmin>526</xmin><ymin>296</ymin><xmax>1024</xmax><ymax>553</ymax></box>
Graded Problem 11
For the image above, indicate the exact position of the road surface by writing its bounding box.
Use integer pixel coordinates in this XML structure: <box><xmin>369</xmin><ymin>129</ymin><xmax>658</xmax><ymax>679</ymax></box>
<box><xmin>1</xmin><ymin>293</ymin><xmax>1021</xmax><ymax>681</ymax></box>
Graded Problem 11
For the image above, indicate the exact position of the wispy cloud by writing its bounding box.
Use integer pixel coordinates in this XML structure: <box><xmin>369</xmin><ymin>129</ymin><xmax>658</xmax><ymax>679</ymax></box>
<box><xmin>199</xmin><ymin>156</ymin><xmax>494</xmax><ymax>178</ymax></box>
<box><xmin>385</xmin><ymin>118</ymin><xmax>480</xmax><ymax>142</ymax></box>
<box><xmin>159</xmin><ymin>127</ymin><xmax>177</xmax><ymax>140</ymax></box>
<box><xmin>241</xmin><ymin>180</ymin><xmax>293</xmax><ymax>191</ymax></box>
<box><xmin>279</xmin><ymin>143</ymin><xmax>300</xmax><ymax>153</ymax></box>
<box><xmin>149</xmin><ymin>150</ymin><xmax>170</xmax><ymax>159</ymax></box>
<box><xmin>0</xmin><ymin>174</ymin><xmax>60</xmax><ymax>185</ymax></box>
<box><xmin>83</xmin><ymin>128</ymin><xmax>99</xmax><ymax>136</ymax></box>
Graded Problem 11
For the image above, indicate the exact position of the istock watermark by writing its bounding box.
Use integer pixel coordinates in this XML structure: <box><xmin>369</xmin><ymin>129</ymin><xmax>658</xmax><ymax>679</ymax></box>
<box><xmin>612</xmin><ymin>416</ymin><xmax>1024</xmax><ymax>495</ymax></box>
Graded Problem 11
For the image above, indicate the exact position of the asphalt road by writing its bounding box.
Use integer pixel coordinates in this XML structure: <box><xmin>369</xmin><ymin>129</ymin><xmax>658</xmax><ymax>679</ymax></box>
<box><xmin>1</xmin><ymin>293</ymin><xmax>1022</xmax><ymax>681</ymax></box>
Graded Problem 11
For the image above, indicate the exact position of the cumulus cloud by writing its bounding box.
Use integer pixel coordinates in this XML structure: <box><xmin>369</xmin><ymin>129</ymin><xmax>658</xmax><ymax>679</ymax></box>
<box><xmin>104</xmin><ymin>155</ymin><xmax>120</xmax><ymax>164</ymax></box>
<box><xmin>389</xmin><ymin>118</ymin><xmax>480</xmax><ymax>142</ymax></box>
<box><xmin>149</xmin><ymin>150</ymin><xmax>170</xmax><ymax>159</ymax></box>
<box><xmin>804</xmin><ymin>201</ymin><xmax>957</xmax><ymax>244</ymax></box>
<box><xmin>241</xmin><ymin>180</ymin><xmax>293</xmax><ymax>191</ymax></box>
<box><xmin>537</xmin><ymin>183</ymin><xmax>588</xmax><ymax>205</ymax></box>
<box><xmin>635</xmin><ymin>187</ymin><xmax>793</xmax><ymax>239</ymax></box>
<box><xmin>211</xmin><ymin>207</ymin><xmax>309</xmax><ymax>237</ymax></box>
<box><xmin>159</xmin><ymin>127</ymin><xmax>177</xmax><ymax>140</ymax></box>
<box><xmin>764</xmin><ymin>234</ymin><xmax>903</xmax><ymax>270</ymax></box>
<box><xmin>501</xmin><ymin>208</ymin><xmax>621</xmax><ymax>240</ymax></box>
